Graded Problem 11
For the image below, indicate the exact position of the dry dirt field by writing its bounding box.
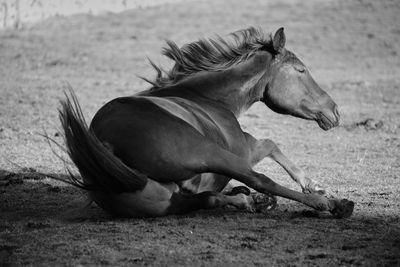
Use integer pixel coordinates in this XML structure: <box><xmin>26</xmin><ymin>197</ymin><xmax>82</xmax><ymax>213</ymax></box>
<box><xmin>1</xmin><ymin>0</ymin><xmax>400</xmax><ymax>265</ymax></box>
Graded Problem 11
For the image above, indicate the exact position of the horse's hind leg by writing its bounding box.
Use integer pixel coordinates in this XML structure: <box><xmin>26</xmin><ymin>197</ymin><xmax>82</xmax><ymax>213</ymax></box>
<box><xmin>223</xmin><ymin>185</ymin><xmax>278</xmax><ymax>212</ymax></box>
<box><xmin>197</xmin><ymin>143</ymin><xmax>354</xmax><ymax>218</ymax></box>
<box><xmin>244</xmin><ymin>133</ymin><xmax>326</xmax><ymax>195</ymax></box>
<box><xmin>167</xmin><ymin>191</ymin><xmax>255</xmax><ymax>215</ymax></box>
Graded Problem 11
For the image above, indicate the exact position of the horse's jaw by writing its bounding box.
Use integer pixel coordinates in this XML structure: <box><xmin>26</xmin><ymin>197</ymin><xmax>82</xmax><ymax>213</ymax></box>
<box><xmin>259</xmin><ymin>97</ymin><xmax>340</xmax><ymax>131</ymax></box>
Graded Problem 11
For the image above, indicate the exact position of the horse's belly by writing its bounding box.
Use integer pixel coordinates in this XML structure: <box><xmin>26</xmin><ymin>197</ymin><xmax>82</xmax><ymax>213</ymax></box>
<box><xmin>180</xmin><ymin>173</ymin><xmax>231</xmax><ymax>193</ymax></box>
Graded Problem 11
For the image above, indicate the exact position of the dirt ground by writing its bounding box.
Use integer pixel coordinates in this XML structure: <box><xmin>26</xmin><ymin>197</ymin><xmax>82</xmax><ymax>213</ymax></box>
<box><xmin>1</xmin><ymin>0</ymin><xmax>400</xmax><ymax>265</ymax></box>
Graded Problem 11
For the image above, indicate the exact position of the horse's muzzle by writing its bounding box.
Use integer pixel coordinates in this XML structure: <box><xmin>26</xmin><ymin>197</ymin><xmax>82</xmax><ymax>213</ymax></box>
<box><xmin>316</xmin><ymin>105</ymin><xmax>340</xmax><ymax>130</ymax></box>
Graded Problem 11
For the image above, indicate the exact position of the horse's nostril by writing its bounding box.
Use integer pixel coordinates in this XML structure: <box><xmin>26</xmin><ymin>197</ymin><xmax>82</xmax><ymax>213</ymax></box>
<box><xmin>333</xmin><ymin>105</ymin><xmax>340</xmax><ymax>119</ymax></box>
<box><xmin>332</xmin><ymin>105</ymin><xmax>340</xmax><ymax>126</ymax></box>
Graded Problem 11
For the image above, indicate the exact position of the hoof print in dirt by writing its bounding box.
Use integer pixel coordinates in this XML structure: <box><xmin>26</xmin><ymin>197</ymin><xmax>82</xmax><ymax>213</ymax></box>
<box><xmin>252</xmin><ymin>193</ymin><xmax>278</xmax><ymax>213</ymax></box>
<box><xmin>331</xmin><ymin>199</ymin><xmax>355</xmax><ymax>219</ymax></box>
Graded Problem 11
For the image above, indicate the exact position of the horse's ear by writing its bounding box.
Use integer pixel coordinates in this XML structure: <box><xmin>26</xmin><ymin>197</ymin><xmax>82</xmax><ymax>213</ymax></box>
<box><xmin>273</xmin><ymin>27</ymin><xmax>286</xmax><ymax>53</ymax></box>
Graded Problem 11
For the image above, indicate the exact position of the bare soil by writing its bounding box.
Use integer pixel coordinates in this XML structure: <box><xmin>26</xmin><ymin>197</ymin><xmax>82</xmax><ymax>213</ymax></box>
<box><xmin>1</xmin><ymin>0</ymin><xmax>400</xmax><ymax>265</ymax></box>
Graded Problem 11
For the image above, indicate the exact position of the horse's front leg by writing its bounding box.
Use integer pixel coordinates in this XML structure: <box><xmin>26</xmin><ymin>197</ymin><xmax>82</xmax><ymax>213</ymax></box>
<box><xmin>198</xmin><ymin>143</ymin><xmax>354</xmax><ymax>218</ymax></box>
<box><xmin>244</xmin><ymin>133</ymin><xmax>326</xmax><ymax>195</ymax></box>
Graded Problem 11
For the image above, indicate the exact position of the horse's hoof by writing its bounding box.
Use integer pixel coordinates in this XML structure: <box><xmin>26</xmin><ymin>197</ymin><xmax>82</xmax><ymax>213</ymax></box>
<box><xmin>227</xmin><ymin>186</ymin><xmax>251</xmax><ymax>196</ymax></box>
<box><xmin>232</xmin><ymin>193</ymin><xmax>256</xmax><ymax>212</ymax></box>
<box><xmin>251</xmin><ymin>193</ymin><xmax>277</xmax><ymax>213</ymax></box>
<box><xmin>330</xmin><ymin>199</ymin><xmax>355</xmax><ymax>219</ymax></box>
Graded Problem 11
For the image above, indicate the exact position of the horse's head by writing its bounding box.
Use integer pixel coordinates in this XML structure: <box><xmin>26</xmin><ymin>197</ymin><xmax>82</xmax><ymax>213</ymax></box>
<box><xmin>262</xmin><ymin>28</ymin><xmax>339</xmax><ymax>130</ymax></box>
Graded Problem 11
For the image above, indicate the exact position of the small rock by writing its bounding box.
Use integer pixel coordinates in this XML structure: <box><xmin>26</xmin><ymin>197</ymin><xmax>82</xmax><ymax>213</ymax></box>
<box><xmin>46</xmin><ymin>59</ymin><xmax>65</xmax><ymax>67</ymax></box>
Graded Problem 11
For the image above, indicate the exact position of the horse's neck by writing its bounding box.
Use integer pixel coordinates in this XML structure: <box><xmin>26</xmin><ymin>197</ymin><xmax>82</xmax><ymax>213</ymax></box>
<box><xmin>191</xmin><ymin>51</ymin><xmax>272</xmax><ymax>116</ymax></box>
<box><xmin>144</xmin><ymin>51</ymin><xmax>272</xmax><ymax>117</ymax></box>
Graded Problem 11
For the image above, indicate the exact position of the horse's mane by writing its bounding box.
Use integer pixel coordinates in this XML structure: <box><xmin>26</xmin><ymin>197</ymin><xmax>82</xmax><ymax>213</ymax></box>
<box><xmin>143</xmin><ymin>27</ymin><xmax>275</xmax><ymax>89</ymax></box>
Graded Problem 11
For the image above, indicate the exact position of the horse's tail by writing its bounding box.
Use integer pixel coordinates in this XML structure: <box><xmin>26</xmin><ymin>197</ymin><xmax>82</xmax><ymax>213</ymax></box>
<box><xmin>59</xmin><ymin>90</ymin><xmax>148</xmax><ymax>193</ymax></box>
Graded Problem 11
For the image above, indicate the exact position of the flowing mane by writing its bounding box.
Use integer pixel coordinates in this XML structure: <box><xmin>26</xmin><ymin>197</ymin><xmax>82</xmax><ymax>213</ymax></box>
<box><xmin>144</xmin><ymin>27</ymin><xmax>275</xmax><ymax>88</ymax></box>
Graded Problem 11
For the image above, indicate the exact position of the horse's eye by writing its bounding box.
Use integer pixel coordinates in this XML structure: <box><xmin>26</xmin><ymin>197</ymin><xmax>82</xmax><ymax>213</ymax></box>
<box><xmin>295</xmin><ymin>66</ymin><xmax>305</xmax><ymax>73</ymax></box>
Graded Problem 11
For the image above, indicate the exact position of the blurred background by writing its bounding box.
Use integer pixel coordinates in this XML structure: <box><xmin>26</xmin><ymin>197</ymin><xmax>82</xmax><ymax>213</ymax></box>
<box><xmin>0</xmin><ymin>0</ymin><xmax>189</xmax><ymax>29</ymax></box>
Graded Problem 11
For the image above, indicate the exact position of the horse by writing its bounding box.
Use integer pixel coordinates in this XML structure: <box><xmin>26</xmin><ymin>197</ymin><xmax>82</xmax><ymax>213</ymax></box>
<box><xmin>59</xmin><ymin>27</ymin><xmax>354</xmax><ymax>218</ymax></box>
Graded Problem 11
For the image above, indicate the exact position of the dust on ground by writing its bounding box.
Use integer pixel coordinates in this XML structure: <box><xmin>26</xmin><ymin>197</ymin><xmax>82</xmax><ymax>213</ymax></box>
<box><xmin>1</xmin><ymin>0</ymin><xmax>400</xmax><ymax>265</ymax></box>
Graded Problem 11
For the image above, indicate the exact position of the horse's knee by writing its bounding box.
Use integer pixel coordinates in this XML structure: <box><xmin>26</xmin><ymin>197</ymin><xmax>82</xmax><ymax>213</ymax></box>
<box><xmin>250</xmin><ymin>139</ymin><xmax>280</xmax><ymax>165</ymax></box>
<box><xmin>261</xmin><ymin>139</ymin><xmax>280</xmax><ymax>155</ymax></box>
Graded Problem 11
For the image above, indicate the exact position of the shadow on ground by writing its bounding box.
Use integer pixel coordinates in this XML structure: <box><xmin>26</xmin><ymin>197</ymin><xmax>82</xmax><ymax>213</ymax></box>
<box><xmin>1</xmin><ymin>171</ymin><xmax>399</xmax><ymax>266</ymax></box>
